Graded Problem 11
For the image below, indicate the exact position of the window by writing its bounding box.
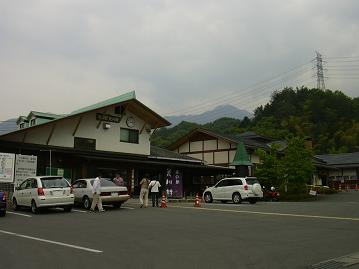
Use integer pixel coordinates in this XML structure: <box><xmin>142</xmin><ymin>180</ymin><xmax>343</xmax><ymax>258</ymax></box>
<box><xmin>215</xmin><ymin>180</ymin><xmax>228</xmax><ymax>188</ymax></box>
<box><xmin>30</xmin><ymin>119</ymin><xmax>36</xmax><ymax>126</ymax></box>
<box><xmin>120</xmin><ymin>128</ymin><xmax>139</xmax><ymax>144</ymax></box>
<box><xmin>74</xmin><ymin>137</ymin><xmax>96</xmax><ymax>150</ymax></box>
<box><xmin>40</xmin><ymin>177</ymin><xmax>70</xmax><ymax>188</ymax></box>
<box><xmin>19</xmin><ymin>123</ymin><xmax>25</xmax><ymax>129</ymax></box>
<box><xmin>114</xmin><ymin>105</ymin><xmax>125</xmax><ymax>115</ymax></box>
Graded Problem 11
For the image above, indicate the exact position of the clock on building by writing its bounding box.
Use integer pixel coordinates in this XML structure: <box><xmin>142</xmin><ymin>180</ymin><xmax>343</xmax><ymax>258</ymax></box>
<box><xmin>126</xmin><ymin>116</ymin><xmax>135</xmax><ymax>128</ymax></box>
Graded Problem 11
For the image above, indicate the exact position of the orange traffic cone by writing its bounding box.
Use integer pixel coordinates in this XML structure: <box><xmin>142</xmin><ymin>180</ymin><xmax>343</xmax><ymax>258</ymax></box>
<box><xmin>160</xmin><ymin>194</ymin><xmax>167</xmax><ymax>208</ymax></box>
<box><xmin>194</xmin><ymin>194</ymin><xmax>201</xmax><ymax>207</ymax></box>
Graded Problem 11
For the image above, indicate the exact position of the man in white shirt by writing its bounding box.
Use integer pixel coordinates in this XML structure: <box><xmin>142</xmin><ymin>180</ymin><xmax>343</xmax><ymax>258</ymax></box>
<box><xmin>148</xmin><ymin>178</ymin><xmax>161</xmax><ymax>207</ymax></box>
<box><xmin>90</xmin><ymin>175</ymin><xmax>105</xmax><ymax>212</ymax></box>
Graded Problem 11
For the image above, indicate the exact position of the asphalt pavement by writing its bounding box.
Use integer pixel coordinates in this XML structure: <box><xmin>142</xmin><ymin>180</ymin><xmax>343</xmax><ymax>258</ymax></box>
<box><xmin>0</xmin><ymin>192</ymin><xmax>358</xmax><ymax>269</ymax></box>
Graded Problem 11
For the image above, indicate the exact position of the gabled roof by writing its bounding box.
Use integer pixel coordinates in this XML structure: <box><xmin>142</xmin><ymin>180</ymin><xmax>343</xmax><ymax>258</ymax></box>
<box><xmin>150</xmin><ymin>146</ymin><xmax>203</xmax><ymax>163</ymax></box>
<box><xmin>28</xmin><ymin>111</ymin><xmax>64</xmax><ymax>120</ymax></box>
<box><xmin>315</xmin><ymin>152</ymin><xmax>359</xmax><ymax>167</ymax></box>
<box><xmin>0</xmin><ymin>91</ymin><xmax>170</xmax><ymax>138</ymax></box>
<box><xmin>167</xmin><ymin>128</ymin><xmax>272</xmax><ymax>151</ymax></box>
<box><xmin>70</xmin><ymin>91</ymin><xmax>136</xmax><ymax>115</ymax></box>
<box><xmin>16</xmin><ymin>116</ymin><xmax>28</xmax><ymax>124</ymax></box>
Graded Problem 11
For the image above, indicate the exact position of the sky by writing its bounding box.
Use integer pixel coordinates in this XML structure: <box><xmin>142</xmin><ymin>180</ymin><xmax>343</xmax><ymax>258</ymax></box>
<box><xmin>1</xmin><ymin>0</ymin><xmax>359</xmax><ymax>121</ymax></box>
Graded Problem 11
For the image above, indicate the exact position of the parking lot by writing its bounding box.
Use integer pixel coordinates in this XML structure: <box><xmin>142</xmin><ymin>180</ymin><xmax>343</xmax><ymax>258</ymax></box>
<box><xmin>1</xmin><ymin>192</ymin><xmax>359</xmax><ymax>269</ymax></box>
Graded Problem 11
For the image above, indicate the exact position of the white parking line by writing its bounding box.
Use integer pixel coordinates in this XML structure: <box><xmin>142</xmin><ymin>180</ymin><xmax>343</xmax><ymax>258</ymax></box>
<box><xmin>72</xmin><ymin>209</ymin><xmax>88</xmax><ymax>213</ymax></box>
<box><xmin>7</xmin><ymin>211</ymin><xmax>32</xmax><ymax>218</ymax></box>
<box><xmin>0</xmin><ymin>229</ymin><xmax>103</xmax><ymax>253</ymax></box>
<box><xmin>170</xmin><ymin>205</ymin><xmax>359</xmax><ymax>221</ymax></box>
<box><xmin>122</xmin><ymin>206</ymin><xmax>135</xmax><ymax>210</ymax></box>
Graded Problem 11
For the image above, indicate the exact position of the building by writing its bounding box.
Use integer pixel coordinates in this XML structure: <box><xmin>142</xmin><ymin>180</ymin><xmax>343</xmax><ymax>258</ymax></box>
<box><xmin>0</xmin><ymin>91</ymin><xmax>231</xmax><ymax>198</ymax></box>
<box><xmin>315</xmin><ymin>152</ymin><xmax>359</xmax><ymax>189</ymax></box>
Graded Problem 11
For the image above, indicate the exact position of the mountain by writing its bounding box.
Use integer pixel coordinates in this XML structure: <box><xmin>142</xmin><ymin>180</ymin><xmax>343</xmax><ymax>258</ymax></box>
<box><xmin>166</xmin><ymin>105</ymin><xmax>252</xmax><ymax>126</ymax></box>
<box><xmin>0</xmin><ymin>118</ymin><xmax>17</xmax><ymax>135</ymax></box>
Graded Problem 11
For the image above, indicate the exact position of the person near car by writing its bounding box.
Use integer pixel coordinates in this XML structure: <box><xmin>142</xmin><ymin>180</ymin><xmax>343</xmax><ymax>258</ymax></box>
<box><xmin>139</xmin><ymin>175</ymin><xmax>150</xmax><ymax>208</ymax></box>
<box><xmin>90</xmin><ymin>175</ymin><xmax>105</xmax><ymax>212</ymax></box>
<box><xmin>148</xmin><ymin>178</ymin><xmax>161</xmax><ymax>207</ymax></box>
<box><xmin>113</xmin><ymin>173</ymin><xmax>124</xmax><ymax>187</ymax></box>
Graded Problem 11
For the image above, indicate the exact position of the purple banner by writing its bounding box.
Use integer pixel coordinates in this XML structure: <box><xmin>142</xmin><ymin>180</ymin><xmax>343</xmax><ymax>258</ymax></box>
<box><xmin>165</xmin><ymin>168</ymin><xmax>183</xmax><ymax>198</ymax></box>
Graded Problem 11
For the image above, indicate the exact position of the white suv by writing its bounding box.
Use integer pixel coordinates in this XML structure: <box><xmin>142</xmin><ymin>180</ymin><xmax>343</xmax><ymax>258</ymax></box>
<box><xmin>13</xmin><ymin>176</ymin><xmax>75</xmax><ymax>214</ymax></box>
<box><xmin>203</xmin><ymin>177</ymin><xmax>263</xmax><ymax>204</ymax></box>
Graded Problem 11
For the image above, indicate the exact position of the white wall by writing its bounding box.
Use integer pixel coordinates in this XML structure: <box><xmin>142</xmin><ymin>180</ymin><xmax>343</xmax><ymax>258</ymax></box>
<box><xmin>204</xmin><ymin>140</ymin><xmax>217</xmax><ymax>151</ymax></box>
<box><xmin>190</xmin><ymin>141</ymin><xmax>202</xmax><ymax>152</ymax></box>
<box><xmin>214</xmin><ymin>151</ymin><xmax>228</xmax><ymax>164</ymax></box>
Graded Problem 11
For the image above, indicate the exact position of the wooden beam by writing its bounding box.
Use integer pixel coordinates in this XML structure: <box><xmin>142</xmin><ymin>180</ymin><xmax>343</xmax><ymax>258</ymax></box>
<box><xmin>22</xmin><ymin>132</ymin><xmax>27</xmax><ymax>143</ymax></box>
<box><xmin>47</xmin><ymin>123</ymin><xmax>56</xmax><ymax>145</ymax></box>
<box><xmin>139</xmin><ymin>122</ymin><xmax>147</xmax><ymax>135</ymax></box>
<box><xmin>96</xmin><ymin>109</ymin><xmax>107</xmax><ymax>129</ymax></box>
<box><xmin>72</xmin><ymin>116</ymin><xmax>83</xmax><ymax>136</ymax></box>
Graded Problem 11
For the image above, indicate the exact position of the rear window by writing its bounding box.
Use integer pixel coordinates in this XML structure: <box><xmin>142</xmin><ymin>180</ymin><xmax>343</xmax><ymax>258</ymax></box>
<box><xmin>90</xmin><ymin>178</ymin><xmax>116</xmax><ymax>187</ymax></box>
<box><xmin>41</xmin><ymin>177</ymin><xmax>70</xmax><ymax>188</ymax></box>
<box><xmin>245</xmin><ymin>178</ymin><xmax>259</xmax><ymax>185</ymax></box>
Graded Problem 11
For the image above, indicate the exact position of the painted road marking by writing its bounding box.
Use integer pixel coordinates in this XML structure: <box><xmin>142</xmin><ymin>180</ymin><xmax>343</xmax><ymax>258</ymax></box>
<box><xmin>7</xmin><ymin>211</ymin><xmax>32</xmax><ymax>218</ymax></box>
<box><xmin>0</xmin><ymin>229</ymin><xmax>103</xmax><ymax>253</ymax></box>
<box><xmin>72</xmin><ymin>209</ymin><xmax>87</xmax><ymax>213</ymax></box>
<box><xmin>122</xmin><ymin>206</ymin><xmax>135</xmax><ymax>210</ymax></box>
<box><xmin>169</xmin><ymin>205</ymin><xmax>359</xmax><ymax>221</ymax></box>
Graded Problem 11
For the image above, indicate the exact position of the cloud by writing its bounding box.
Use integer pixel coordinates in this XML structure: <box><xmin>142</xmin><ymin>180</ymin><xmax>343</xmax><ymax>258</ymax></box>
<box><xmin>0</xmin><ymin>0</ymin><xmax>358</xmax><ymax>120</ymax></box>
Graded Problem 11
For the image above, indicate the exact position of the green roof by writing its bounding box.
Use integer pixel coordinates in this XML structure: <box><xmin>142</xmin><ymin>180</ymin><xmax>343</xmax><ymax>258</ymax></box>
<box><xmin>231</xmin><ymin>141</ymin><xmax>252</xmax><ymax>166</ymax></box>
<box><xmin>70</xmin><ymin>91</ymin><xmax>136</xmax><ymax>115</ymax></box>
<box><xmin>28</xmin><ymin>111</ymin><xmax>64</xmax><ymax>119</ymax></box>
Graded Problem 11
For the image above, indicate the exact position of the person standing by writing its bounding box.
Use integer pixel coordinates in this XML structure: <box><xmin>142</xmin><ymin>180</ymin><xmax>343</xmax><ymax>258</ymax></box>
<box><xmin>90</xmin><ymin>175</ymin><xmax>105</xmax><ymax>212</ymax></box>
<box><xmin>139</xmin><ymin>175</ymin><xmax>150</xmax><ymax>208</ymax></box>
<box><xmin>149</xmin><ymin>178</ymin><xmax>161</xmax><ymax>207</ymax></box>
<box><xmin>113</xmin><ymin>173</ymin><xmax>124</xmax><ymax>186</ymax></box>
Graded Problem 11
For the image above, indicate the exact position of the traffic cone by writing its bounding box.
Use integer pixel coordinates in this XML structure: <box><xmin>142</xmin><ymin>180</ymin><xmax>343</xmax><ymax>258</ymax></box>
<box><xmin>160</xmin><ymin>194</ymin><xmax>167</xmax><ymax>208</ymax></box>
<box><xmin>194</xmin><ymin>194</ymin><xmax>201</xmax><ymax>207</ymax></box>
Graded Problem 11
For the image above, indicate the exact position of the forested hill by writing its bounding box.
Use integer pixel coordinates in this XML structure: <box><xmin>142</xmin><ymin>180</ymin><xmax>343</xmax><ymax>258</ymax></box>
<box><xmin>151</xmin><ymin>87</ymin><xmax>359</xmax><ymax>154</ymax></box>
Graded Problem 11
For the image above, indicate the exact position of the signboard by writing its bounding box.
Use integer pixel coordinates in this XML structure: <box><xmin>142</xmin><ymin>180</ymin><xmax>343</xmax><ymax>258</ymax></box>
<box><xmin>165</xmin><ymin>169</ymin><xmax>183</xmax><ymax>198</ymax></box>
<box><xmin>14</xmin><ymin>155</ymin><xmax>37</xmax><ymax>187</ymax></box>
<box><xmin>0</xmin><ymin>153</ymin><xmax>15</xmax><ymax>183</ymax></box>
<box><xmin>309</xmin><ymin>190</ymin><xmax>317</xmax><ymax>196</ymax></box>
<box><xmin>96</xmin><ymin>113</ymin><xmax>121</xmax><ymax>123</ymax></box>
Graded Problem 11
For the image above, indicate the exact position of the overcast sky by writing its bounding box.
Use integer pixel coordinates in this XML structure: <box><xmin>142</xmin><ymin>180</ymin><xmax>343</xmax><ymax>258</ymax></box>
<box><xmin>1</xmin><ymin>0</ymin><xmax>359</xmax><ymax>121</ymax></box>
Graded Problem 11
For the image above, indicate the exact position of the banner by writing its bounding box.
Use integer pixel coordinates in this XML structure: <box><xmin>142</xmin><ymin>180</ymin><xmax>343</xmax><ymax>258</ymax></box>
<box><xmin>0</xmin><ymin>153</ymin><xmax>15</xmax><ymax>183</ymax></box>
<box><xmin>165</xmin><ymin>168</ymin><xmax>183</xmax><ymax>198</ymax></box>
<box><xmin>14</xmin><ymin>155</ymin><xmax>37</xmax><ymax>187</ymax></box>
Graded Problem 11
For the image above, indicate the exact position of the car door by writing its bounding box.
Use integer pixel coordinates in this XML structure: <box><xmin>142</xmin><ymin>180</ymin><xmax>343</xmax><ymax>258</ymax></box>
<box><xmin>212</xmin><ymin>179</ymin><xmax>228</xmax><ymax>200</ymax></box>
<box><xmin>16</xmin><ymin>179</ymin><xmax>28</xmax><ymax>206</ymax></box>
<box><xmin>23</xmin><ymin>178</ymin><xmax>38</xmax><ymax>207</ymax></box>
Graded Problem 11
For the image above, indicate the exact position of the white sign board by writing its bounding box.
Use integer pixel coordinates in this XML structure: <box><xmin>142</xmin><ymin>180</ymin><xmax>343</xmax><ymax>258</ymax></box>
<box><xmin>0</xmin><ymin>152</ymin><xmax>15</xmax><ymax>183</ymax></box>
<box><xmin>309</xmin><ymin>190</ymin><xmax>317</xmax><ymax>196</ymax></box>
<box><xmin>14</xmin><ymin>155</ymin><xmax>37</xmax><ymax>187</ymax></box>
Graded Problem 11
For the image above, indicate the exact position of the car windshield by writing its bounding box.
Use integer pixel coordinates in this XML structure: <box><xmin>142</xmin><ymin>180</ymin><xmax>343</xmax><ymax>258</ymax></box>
<box><xmin>90</xmin><ymin>178</ymin><xmax>116</xmax><ymax>187</ymax></box>
<box><xmin>41</xmin><ymin>177</ymin><xmax>70</xmax><ymax>188</ymax></box>
<box><xmin>246</xmin><ymin>177</ymin><xmax>259</xmax><ymax>185</ymax></box>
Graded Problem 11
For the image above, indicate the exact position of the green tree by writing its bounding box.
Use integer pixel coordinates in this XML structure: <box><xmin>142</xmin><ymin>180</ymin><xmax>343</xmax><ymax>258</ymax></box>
<box><xmin>281</xmin><ymin>137</ymin><xmax>314</xmax><ymax>193</ymax></box>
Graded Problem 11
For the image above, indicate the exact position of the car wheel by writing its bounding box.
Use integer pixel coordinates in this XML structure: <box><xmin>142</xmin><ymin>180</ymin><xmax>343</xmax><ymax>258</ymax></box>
<box><xmin>83</xmin><ymin>196</ymin><xmax>91</xmax><ymax>210</ymax></box>
<box><xmin>63</xmin><ymin>206</ymin><xmax>72</xmax><ymax>212</ymax></box>
<box><xmin>113</xmin><ymin>202</ymin><xmax>122</xmax><ymax>208</ymax></box>
<box><xmin>31</xmin><ymin>200</ymin><xmax>39</xmax><ymax>214</ymax></box>
<box><xmin>249</xmin><ymin>198</ymin><xmax>257</xmax><ymax>204</ymax></box>
<box><xmin>232</xmin><ymin>192</ymin><xmax>242</xmax><ymax>204</ymax></box>
<box><xmin>204</xmin><ymin>192</ymin><xmax>213</xmax><ymax>203</ymax></box>
<box><xmin>12</xmin><ymin>198</ymin><xmax>19</xmax><ymax>211</ymax></box>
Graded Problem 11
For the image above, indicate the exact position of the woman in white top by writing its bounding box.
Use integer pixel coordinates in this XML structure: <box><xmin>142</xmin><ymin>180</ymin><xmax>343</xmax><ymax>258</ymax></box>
<box><xmin>148</xmin><ymin>179</ymin><xmax>161</xmax><ymax>207</ymax></box>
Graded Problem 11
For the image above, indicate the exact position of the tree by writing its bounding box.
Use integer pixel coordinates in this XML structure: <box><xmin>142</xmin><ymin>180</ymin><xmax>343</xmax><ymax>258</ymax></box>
<box><xmin>281</xmin><ymin>137</ymin><xmax>314</xmax><ymax>193</ymax></box>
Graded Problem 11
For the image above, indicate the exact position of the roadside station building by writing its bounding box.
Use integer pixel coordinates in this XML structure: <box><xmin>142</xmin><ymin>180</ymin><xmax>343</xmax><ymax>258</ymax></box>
<box><xmin>0</xmin><ymin>91</ymin><xmax>231</xmax><ymax>198</ymax></box>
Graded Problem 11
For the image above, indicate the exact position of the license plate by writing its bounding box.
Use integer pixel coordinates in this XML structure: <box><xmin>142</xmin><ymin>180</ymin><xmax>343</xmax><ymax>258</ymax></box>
<box><xmin>111</xmin><ymin>192</ymin><xmax>118</xmax><ymax>197</ymax></box>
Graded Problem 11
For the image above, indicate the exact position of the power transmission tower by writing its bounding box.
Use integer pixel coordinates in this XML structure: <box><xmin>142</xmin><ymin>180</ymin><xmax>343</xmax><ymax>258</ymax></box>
<box><xmin>315</xmin><ymin>51</ymin><xmax>326</xmax><ymax>90</ymax></box>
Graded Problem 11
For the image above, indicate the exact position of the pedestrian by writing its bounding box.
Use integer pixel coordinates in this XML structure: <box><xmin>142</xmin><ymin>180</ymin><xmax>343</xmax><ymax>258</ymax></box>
<box><xmin>148</xmin><ymin>178</ymin><xmax>161</xmax><ymax>207</ymax></box>
<box><xmin>139</xmin><ymin>174</ymin><xmax>150</xmax><ymax>208</ymax></box>
<box><xmin>113</xmin><ymin>173</ymin><xmax>124</xmax><ymax>186</ymax></box>
<box><xmin>90</xmin><ymin>174</ymin><xmax>105</xmax><ymax>212</ymax></box>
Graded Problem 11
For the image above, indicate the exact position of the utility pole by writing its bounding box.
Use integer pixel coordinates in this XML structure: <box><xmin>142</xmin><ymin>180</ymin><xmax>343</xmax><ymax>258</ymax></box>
<box><xmin>315</xmin><ymin>51</ymin><xmax>326</xmax><ymax>90</ymax></box>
